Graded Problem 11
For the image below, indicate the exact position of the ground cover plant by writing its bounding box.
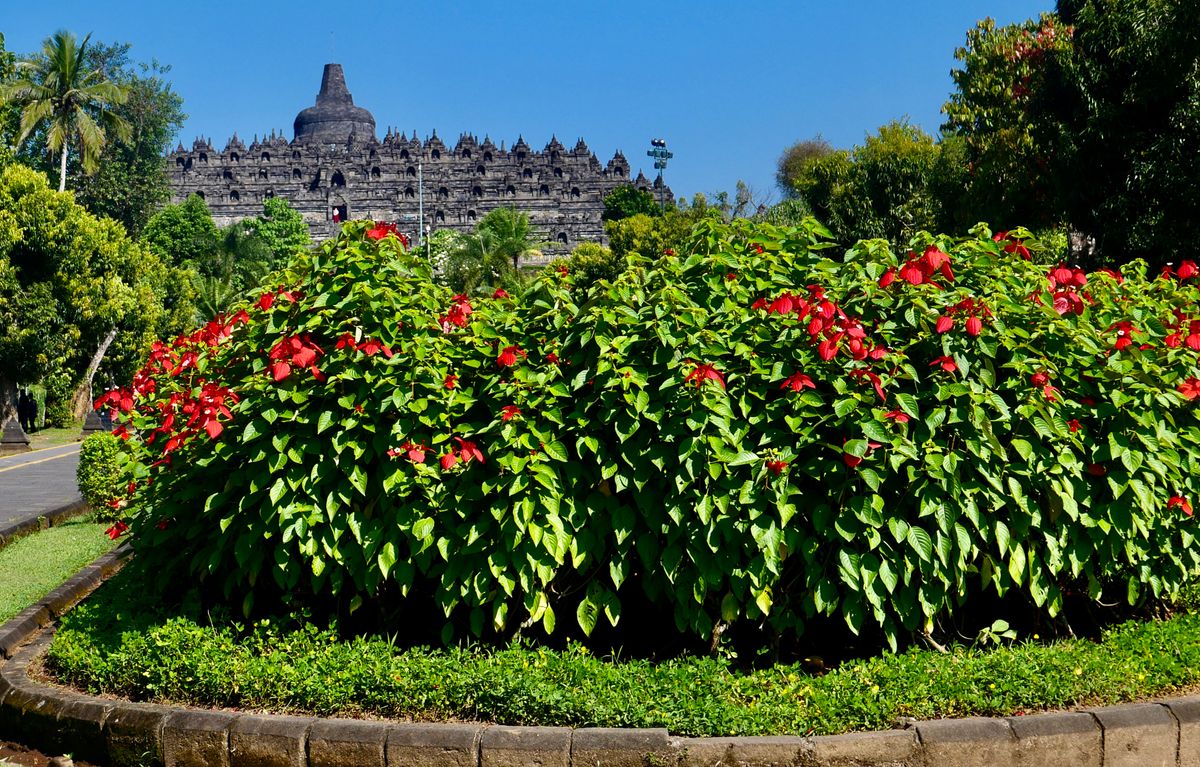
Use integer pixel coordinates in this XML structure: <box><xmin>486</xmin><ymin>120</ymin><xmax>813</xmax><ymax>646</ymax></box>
<box><xmin>45</xmin><ymin>567</ymin><xmax>1200</xmax><ymax>736</ymax></box>
<box><xmin>0</xmin><ymin>518</ymin><xmax>115</xmax><ymax>623</ymax></box>
<box><xmin>96</xmin><ymin>217</ymin><xmax>1200</xmax><ymax>655</ymax></box>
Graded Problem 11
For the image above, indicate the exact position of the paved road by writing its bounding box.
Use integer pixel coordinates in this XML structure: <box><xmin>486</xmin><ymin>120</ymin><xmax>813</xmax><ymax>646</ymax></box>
<box><xmin>0</xmin><ymin>444</ymin><xmax>83</xmax><ymax>528</ymax></box>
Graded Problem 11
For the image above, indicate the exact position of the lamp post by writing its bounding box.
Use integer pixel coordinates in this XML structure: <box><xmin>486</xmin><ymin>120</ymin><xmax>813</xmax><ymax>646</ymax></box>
<box><xmin>647</xmin><ymin>138</ymin><xmax>673</xmax><ymax>211</ymax></box>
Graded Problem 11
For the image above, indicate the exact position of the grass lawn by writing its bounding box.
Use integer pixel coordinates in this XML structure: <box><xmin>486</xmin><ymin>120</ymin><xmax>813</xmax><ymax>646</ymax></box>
<box><xmin>26</xmin><ymin>426</ymin><xmax>81</xmax><ymax>452</ymax></box>
<box><xmin>0</xmin><ymin>518</ymin><xmax>116</xmax><ymax>624</ymax></box>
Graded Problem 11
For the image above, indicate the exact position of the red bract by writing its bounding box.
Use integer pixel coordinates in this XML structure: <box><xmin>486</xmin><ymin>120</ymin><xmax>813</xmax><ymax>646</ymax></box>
<box><xmin>440</xmin><ymin>450</ymin><xmax>458</xmax><ymax>469</ymax></box>
<box><xmin>389</xmin><ymin>441</ymin><xmax>429</xmax><ymax>463</ymax></box>
<box><xmin>546</xmin><ymin>352</ymin><xmax>560</xmax><ymax>365</ymax></box>
<box><xmin>1178</xmin><ymin>261</ymin><xmax>1198</xmax><ymax>280</ymax></box>
<box><xmin>366</xmin><ymin>221</ymin><xmax>401</xmax><ymax>241</ymax></box>
<box><xmin>1096</xmin><ymin>267</ymin><xmax>1124</xmax><ymax>284</ymax></box>
<box><xmin>883</xmin><ymin>410</ymin><xmax>910</xmax><ymax>423</ymax></box>
<box><xmin>685</xmin><ymin>362</ymin><xmax>725</xmax><ymax>389</ymax></box>
<box><xmin>492</xmin><ymin>288</ymin><xmax>510</xmax><ymax>299</ymax></box>
<box><xmin>1088</xmin><ymin>463</ymin><xmax>1107</xmax><ymax>477</ymax></box>
<box><xmin>497</xmin><ymin>345</ymin><xmax>526</xmax><ymax>367</ymax></box>
<box><xmin>878</xmin><ymin>268</ymin><xmax>896</xmax><ymax>288</ymax></box>
<box><xmin>268</xmin><ymin>334</ymin><xmax>324</xmax><ymax>381</ymax></box>
<box><xmin>766</xmin><ymin>459</ymin><xmax>787</xmax><ymax>475</ymax></box>
<box><xmin>1068</xmin><ymin>419</ymin><xmax>1081</xmax><ymax>432</ymax></box>
<box><xmin>1178</xmin><ymin>377</ymin><xmax>1200</xmax><ymax>400</ymax></box>
<box><xmin>751</xmin><ymin>298</ymin><xmax>768</xmax><ymax>311</ymax></box>
<box><xmin>780</xmin><ymin>372</ymin><xmax>816</xmax><ymax>392</ymax></box>
<box><xmin>105</xmin><ymin>521</ymin><xmax>129</xmax><ymax>540</ymax></box>
<box><xmin>848</xmin><ymin>368</ymin><xmax>885</xmax><ymax>400</ymax></box>
<box><xmin>936</xmin><ymin>316</ymin><xmax>954</xmax><ymax>334</ymax></box>
<box><xmin>966</xmin><ymin>317</ymin><xmax>983</xmax><ymax>337</ymax></box>
<box><xmin>500</xmin><ymin>405</ymin><xmax>521</xmax><ymax>421</ymax></box>
<box><xmin>444</xmin><ymin>374</ymin><xmax>458</xmax><ymax>389</ymax></box>
<box><xmin>930</xmin><ymin>356</ymin><xmax>958</xmax><ymax>373</ymax></box>
<box><xmin>439</xmin><ymin>294</ymin><xmax>474</xmax><ymax>332</ymax></box>
<box><xmin>357</xmin><ymin>338</ymin><xmax>394</xmax><ymax>358</ymax></box>
<box><xmin>1108</xmin><ymin>321</ymin><xmax>1138</xmax><ymax>351</ymax></box>
<box><xmin>454</xmin><ymin>437</ymin><xmax>485</xmax><ymax>464</ymax></box>
<box><xmin>993</xmin><ymin>232</ymin><xmax>1032</xmax><ymax>260</ymax></box>
<box><xmin>94</xmin><ymin>387</ymin><xmax>135</xmax><ymax>414</ymax></box>
<box><xmin>1169</xmin><ymin>496</ymin><xmax>1194</xmax><ymax>516</ymax></box>
<box><xmin>335</xmin><ymin>333</ymin><xmax>357</xmax><ymax>351</ymax></box>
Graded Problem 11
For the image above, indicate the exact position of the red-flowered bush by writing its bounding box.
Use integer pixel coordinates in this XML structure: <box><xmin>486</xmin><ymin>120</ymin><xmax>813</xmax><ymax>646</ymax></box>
<box><xmin>99</xmin><ymin>218</ymin><xmax>1200</xmax><ymax>649</ymax></box>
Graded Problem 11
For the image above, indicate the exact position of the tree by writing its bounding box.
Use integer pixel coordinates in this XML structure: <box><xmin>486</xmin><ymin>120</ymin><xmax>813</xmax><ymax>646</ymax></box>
<box><xmin>0</xmin><ymin>163</ymin><xmax>192</xmax><ymax>428</ymax></box>
<box><xmin>942</xmin><ymin>14</ymin><xmax>1072</xmax><ymax>233</ymax></box>
<box><xmin>72</xmin><ymin>49</ymin><xmax>185</xmax><ymax>236</ymax></box>
<box><xmin>0</xmin><ymin>31</ymin><xmax>130</xmax><ymax>192</ymax></box>
<box><xmin>1050</xmin><ymin>0</ymin><xmax>1200</xmax><ymax>265</ymax></box>
<box><xmin>602</xmin><ymin>185</ymin><xmax>660</xmax><ymax>221</ymax></box>
<box><xmin>605</xmin><ymin>211</ymin><xmax>696</xmax><ymax>260</ymax></box>
<box><xmin>775</xmin><ymin>137</ymin><xmax>834</xmax><ymax>197</ymax></box>
<box><xmin>0</xmin><ymin>34</ymin><xmax>18</xmax><ymax>167</ymax></box>
<box><xmin>444</xmin><ymin>208</ymin><xmax>550</xmax><ymax>294</ymax></box>
<box><xmin>141</xmin><ymin>193</ymin><xmax>221</xmax><ymax>267</ymax></box>
<box><xmin>251</xmin><ymin>196</ymin><xmax>310</xmax><ymax>262</ymax></box>
<box><xmin>792</xmin><ymin>121</ymin><xmax>965</xmax><ymax>247</ymax></box>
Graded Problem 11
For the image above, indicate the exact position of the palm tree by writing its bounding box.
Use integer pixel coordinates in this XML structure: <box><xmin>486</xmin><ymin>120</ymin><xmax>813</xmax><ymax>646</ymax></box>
<box><xmin>443</xmin><ymin>208</ymin><xmax>551</xmax><ymax>293</ymax></box>
<box><xmin>1</xmin><ymin>31</ymin><xmax>130</xmax><ymax>192</ymax></box>
<box><xmin>479</xmin><ymin>207</ymin><xmax>551</xmax><ymax>271</ymax></box>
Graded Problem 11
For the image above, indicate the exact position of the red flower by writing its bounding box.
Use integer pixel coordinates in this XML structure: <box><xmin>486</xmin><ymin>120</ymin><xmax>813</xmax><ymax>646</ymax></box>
<box><xmin>1178</xmin><ymin>261</ymin><xmax>1198</xmax><ymax>280</ymax></box>
<box><xmin>498</xmin><ymin>345</ymin><xmax>526</xmax><ymax>367</ymax></box>
<box><xmin>685</xmin><ymin>362</ymin><xmax>726</xmax><ymax>389</ymax></box>
<box><xmin>1068</xmin><ymin>419</ymin><xmax>1081</xmax><ymax>432</ymax></box>
<box><xmin>1096</xmin><ymin>267</ymin><xmax>1124</xmax><ymax>284</ymax></box>
<box><xmin>878</xmin><ymin>268</ymin><xmax>896</xmax><ymax>288</ymax></box>
<box><xmin>257</xmin><ymin>292</ymin><xmax>276</xmax><ymax>311</ymax></box>
<box><xmin>1108</xmin><ymin>321</ymin><xmax>1138</xmax><ymax>351</ymax></box>
<box><xmin>1031</xmin><ymin>371</ymin><xmax>1050</xmax><ymax>388</ymax></box>
<box><xmin>725</xmin><ymin>272</ymin><xmax>738</xmax><ymax>282</ymax></box>
<box><xmin>768</xmin><ymin>292</ymin><xmax>795</xmax><ymax>316</ymax></box>
<box><xmin>753</xmin><ymin>243</ymin><xmax>765</xmax><ymax>255</ymax></box>
<box><xmin>390</xmin><ymin>441</ymin><xmax>429</xmax><ymax>463</ymax></box>
<box><xmin>663</xmin><ymin>248</ymin><xmax>675</xmax><ymax>256</ymax></box>
<box><xmin>455</xmin><ymin>437</ymin><xmax>485</xmax><ymax>464</ymax></box>
<box><xmin>500</xmin><ymin>405</ymin><xmax>522</xmax><ymax>421</ymax></box>
<box><xmin>780</xmin><ymin>372</ymin><xmax>816</xmax><ymax>392</ymax></box>
<box><xmin>1169</xmin><ymin>496</ymin><xmax>1194</xmax><ymax>516</ymax></box>
<box><xmin>899</xmin><ymin>262</ymin><xmax>925</xmax><ymax>285</ymax></box>
<box><xmin>883</xmin><ymin>410</ymin><xmax>910</xmax><ymax>424</ymax></box>
<box><xmin>358</xmin><ymin>338</ymin><xmax>394</xmax><ymax>358</ymax></box>
<box><xmin>440</xmin><ymin>294</ymin><xmax>474</xmax><ymax>331</ymax></box>
<box><xmin>1178</xmin><ymin>377</ymin><xmax>1200</xmax><ymax>400</ymax></box>
<box><xmin>268</xmin><ymin>334</ymin><xmax>324</xmax><ymax>381</ymax></box>
<box><xmin>936</xmin><ymin>316</ymin><xmax>954</xmax><ymax>334</ymax></box>
<box><xmin>440</xmin><ymin>450</ymin><xmax>459</xmax><ymax>470</ymax></box>
<box><xmin>105</xmin><ymin>521</ymin><xmax>129</xmax><ymax>540</ymax></box>
<box><xmin>366</xmin><ymin>221</ymin><xmax>401</xmax><ymax>241</ymax></box>
<box><xmin>751</xmin><ymin>297</ymin><xmax>768</xmax><ymax>311</ymax></box>
<box><xmin>335</xmin><ymin>333</ymin><xmax>357</xmax><ymax>351</ymax></box>
<box><xmin>843</xmin><ymin>452</ymin><xmax>863</xmax><ymax>468</ymax></box>
<box><xmin>766</xmin><ymin>459</ymin><xmax>788</xmax><ymax>475</ymax></box>
<box><xmin>930</xmin><ymin>356</ymin><xmax>957</xmax><ymax>373</ymax></box>
<box><xmin>444</xmin><ymin>374</ymin><xmax>458</xmax><ymax>389</ymax></box>
<box><xmin>492</xmin><ymin>288</ymin><xmax>510</xmax><ymax>299</ymax></box>
<box><xmin>965</xmin><ymin>316</ymin><xmax>983</xmax><ymax>337</ymax></box>
<box><xmin>546</xmin><ymin>353</ymin><xmax>560</xmax><ymax>366</ymax></box>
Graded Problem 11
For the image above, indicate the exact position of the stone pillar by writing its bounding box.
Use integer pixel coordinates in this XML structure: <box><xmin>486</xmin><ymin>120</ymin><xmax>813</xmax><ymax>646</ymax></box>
<box><xmin>0</xmin><ymin>416</ymin><xmax>31</xmax><ymax>455</ymax></box>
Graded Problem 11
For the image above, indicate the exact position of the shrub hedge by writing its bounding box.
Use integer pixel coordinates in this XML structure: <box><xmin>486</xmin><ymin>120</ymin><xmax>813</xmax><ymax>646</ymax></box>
<box><xmin>76</xmin><ymin>432</ymin><xmax>125</xmax><ymax>522</ymax></box>
<box><xmin>98</xmin><ymin>218</ymin><xmax>1200</xmax><ymax>650</ymax></box>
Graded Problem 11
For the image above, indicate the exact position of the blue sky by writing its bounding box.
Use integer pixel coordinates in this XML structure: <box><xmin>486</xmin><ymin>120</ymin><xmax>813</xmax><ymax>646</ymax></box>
<box><xmin>7</xmin><ymin>1</ymin><xmax>1052</xmax><ymax>201</ymax></box>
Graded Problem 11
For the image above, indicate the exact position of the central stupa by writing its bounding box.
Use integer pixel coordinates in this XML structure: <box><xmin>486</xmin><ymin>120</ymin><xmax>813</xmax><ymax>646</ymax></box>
<box><xmin>292</xmin><ymin>63</ymin><xmax>376</xmax><ymax>144</ymax></box>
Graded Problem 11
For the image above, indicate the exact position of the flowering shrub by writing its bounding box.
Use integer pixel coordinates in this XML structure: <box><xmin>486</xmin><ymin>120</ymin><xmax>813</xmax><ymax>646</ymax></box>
<box><xmin>100</xmin><ymin>218</ymin><xmax>1200</xmax><ymax>649</ymax></box>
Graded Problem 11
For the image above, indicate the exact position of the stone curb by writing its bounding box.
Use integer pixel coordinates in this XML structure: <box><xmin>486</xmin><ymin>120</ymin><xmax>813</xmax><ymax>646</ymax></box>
<box><xmin>0</xmin><ymin>498</ymin><xmax>90</xmax><ymax>553</ymax></box>
<box><xmin>1</xmin><ymin>552</ymin><xmax>1199</xmax><ymax>766</ymax></box>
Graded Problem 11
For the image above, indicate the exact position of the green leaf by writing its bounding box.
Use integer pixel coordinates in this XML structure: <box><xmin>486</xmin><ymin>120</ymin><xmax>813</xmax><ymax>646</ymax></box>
<box><xmin>577</xmin><ymin>597</ymin><xmax>600</xmax><ymax>636</ymax></box>
<box><xmin>317</xmin><ymin>410</ymin><xmax>336</xmax><ymax>434</ymax></box>
<box><xmin>908</xmin><ymin>526</ymin><xmax>933</xmax><ymax>562</ymax></box>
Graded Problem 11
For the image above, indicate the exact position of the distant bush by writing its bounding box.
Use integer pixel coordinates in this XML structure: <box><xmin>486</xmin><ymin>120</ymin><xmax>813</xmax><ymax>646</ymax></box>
<box><xmin>77</xmin><ymin>433</ymin><xmax>124</xmax><ymax>521</ymax></box>
<box><xmin>562</xmin><ymin>242</ymin><xmax>623</xmax><ymax>289</ymax></box>
<box><xmin>98</xmin><ymin>218</ymin><xmax>1200</xmax><ymax>652</ymax></box>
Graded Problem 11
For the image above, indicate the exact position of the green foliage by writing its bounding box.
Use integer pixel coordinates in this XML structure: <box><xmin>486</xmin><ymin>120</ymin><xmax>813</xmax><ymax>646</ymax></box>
<box><xmin>104</xmin><ymin>217</ymin><xmax>1200</xmax><ymax>652</ymax></box>
<box><xmin>77</xmin><ymin>432</ymin><xmax>124</xmax><ymax>520</ymax></box>
<box><xmin>141</xmin><ymin>194</ymin><xmax>221</xmax><ymax>266</ymax></box>
<box><xmin>1051</xmin><ymin>0</ymin><xmax>1200</xmax><ymax>265</ymax></box>
<box><xmin>0</xmin><ymin>30</ymin><xmax>131</xmax><ymax>192</ymax></box>
<box><xmin>942</xmin><ymin>14</ymin><xmax>1072</xmax><ymax>232</ymax></box>
<box><xmin>562</xmin><ymin>242</ymin><xmax>622</xmax><ymax>289</ymax></box>
<box><xmin>69</xmin><ymin>45</ymin><xmax>186</xmax><ymax>236</ymax></box>
<box><xmin>795</xmin><ymin>121</ymin><xmax>966</xmax><ymax>247</ymax></box>
<box><xmin>602</xmin><ymin>185</ymin><xmax>660</xmax><ymax>221</ymax></box>
<box><xmin>775</xmin><ymin>137</ymin><xmax>834</xmax><ymax>198</ymax></box>
<box><xmin>443</xmin><ymin>208</ymin><xmax>548</xmax><ymax>294</ymax></box>
<box><xmin>0</xmin><ymin>163</ymin><xmax>193</xmax><ymax>420</ymax></box>
<box><xmin>605</xmin><ymin>211</ymin><xmax>694</xmax><ymax>259</ymax></box>
<box><xmin>49</xmin><ymin>567</ymin><xmax>1200</xmax><ymax>736</ymax></box>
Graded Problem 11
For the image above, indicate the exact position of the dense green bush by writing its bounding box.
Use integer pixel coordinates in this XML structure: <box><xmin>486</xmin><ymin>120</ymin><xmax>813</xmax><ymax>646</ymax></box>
<box><xmin>561</xmin><ymin>242</ymin><xmax>623</xmax><ymax>289</ymax></box>
<box><xmin>77</xmin><ymin>432</ymin><xmax>124</xmax><ymax>521</ymax></box>
<box><xmin>100</xmin><ymin>218</ymin><xmax>1200</xmax><ymax>650</ymax></box>
<box><xmin>46</xmin><ymin>567</ymin><xmax>1200</xmax><ymax>735</ymax></box>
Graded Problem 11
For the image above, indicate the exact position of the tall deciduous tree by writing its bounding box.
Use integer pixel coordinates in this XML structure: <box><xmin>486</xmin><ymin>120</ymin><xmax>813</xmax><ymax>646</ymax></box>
<box><xmin>602</xmin><ymin>185</ymin><xmax>660</xmax><ymax>221</ymax></box>
<box><xmin>1</xmin><ymin>31</ymin><xmax>130</xmax><ymax>192</ymax></box>
<box><xmin>775</xmin><ymin>137</ymin><xmax>834</xmax><ymax>198</ymax></box>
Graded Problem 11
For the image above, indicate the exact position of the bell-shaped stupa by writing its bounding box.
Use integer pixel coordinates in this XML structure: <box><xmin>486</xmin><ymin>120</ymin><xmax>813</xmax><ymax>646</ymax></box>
<box><xmin>292</xmin><ymin>64</ymin><xmax>376</xmax><ymax>144</ymax></box>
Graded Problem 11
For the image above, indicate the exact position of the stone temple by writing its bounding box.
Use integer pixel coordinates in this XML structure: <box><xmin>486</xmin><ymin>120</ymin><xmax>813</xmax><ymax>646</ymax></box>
<box><xmin>166</xmin><ymin>64</ymin><xmax>672</xmax><ymax>252</ymax></box>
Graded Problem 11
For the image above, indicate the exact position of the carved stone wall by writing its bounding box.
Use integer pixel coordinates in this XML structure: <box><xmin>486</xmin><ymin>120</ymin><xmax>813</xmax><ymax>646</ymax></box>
<box><xmin>165</xmin><ymin>64</ymin><xmax>672</xmax><ymax>256</ymax></box>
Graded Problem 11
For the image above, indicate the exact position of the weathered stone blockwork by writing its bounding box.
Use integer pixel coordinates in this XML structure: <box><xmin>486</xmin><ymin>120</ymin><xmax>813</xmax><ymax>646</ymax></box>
<box><xmin>166</xmin><ymin>64</ymin><xmax>671</xmax><ymax>253</ymax></box>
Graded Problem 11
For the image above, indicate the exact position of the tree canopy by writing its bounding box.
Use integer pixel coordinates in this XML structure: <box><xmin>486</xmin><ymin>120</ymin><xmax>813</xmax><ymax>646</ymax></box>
<box><xmin>602</xmin><ymin>185</ymin><xmax>660</xmax><ymax>221</ymax></box>
<box><xmin>1</xmin><ymin>31</ymin><xmax>130</xmax><ymax>192</ymax></box>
